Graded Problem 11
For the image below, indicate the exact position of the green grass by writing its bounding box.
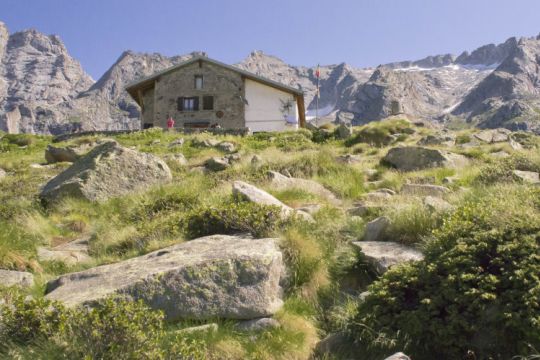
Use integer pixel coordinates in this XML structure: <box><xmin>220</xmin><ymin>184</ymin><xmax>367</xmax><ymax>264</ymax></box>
<box><xmin>0</xmin><ymin>124</ymin><xmax>539</xmax><ymax>359</ymax></box>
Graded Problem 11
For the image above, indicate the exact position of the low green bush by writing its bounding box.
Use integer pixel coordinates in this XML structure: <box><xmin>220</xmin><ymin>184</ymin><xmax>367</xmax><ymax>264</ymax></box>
<box><xmin>347</xmin><ymin>194</ymin><xmax>540</xmax><ymax>360</ymax></box>
<box><xmin>0</xmin><ymin>293</ymin><xmax>202</xmax><ymax>359</ymax></box>
<box><xmin>475</xmin><ymin>153</ymin><xmax>540</xmax><ymax>184</ymax></box>
<box><xmin>345</xmin><ymin>119</ymin><xmax>411</xmax><ymax>147</ymax></box>
<box><xmin>186</xmin><ymin>201</ymin><xmax>282</xmax><ymax>238</ymax></box>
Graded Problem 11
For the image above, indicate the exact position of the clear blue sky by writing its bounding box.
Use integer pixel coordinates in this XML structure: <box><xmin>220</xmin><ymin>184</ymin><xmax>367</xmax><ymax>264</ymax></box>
<box><xmin>3</xmin><ymin>0</ymin><xmax>540</xmax><ymax>80</ymax></box>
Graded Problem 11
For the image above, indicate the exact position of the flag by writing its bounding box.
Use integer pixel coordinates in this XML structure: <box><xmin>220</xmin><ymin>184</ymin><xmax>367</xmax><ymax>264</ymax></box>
<box><xmin>315</xmin><ymin>64</ymin><xmax>320</xmax><ymax>78</ymax></box>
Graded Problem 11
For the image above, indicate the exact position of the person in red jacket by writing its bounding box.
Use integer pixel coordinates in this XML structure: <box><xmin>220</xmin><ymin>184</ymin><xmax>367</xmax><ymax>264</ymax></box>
<box><xmin>166</xmin><ymin>115</ymin><xmax>175</xmax><ymax>130</ymax></box>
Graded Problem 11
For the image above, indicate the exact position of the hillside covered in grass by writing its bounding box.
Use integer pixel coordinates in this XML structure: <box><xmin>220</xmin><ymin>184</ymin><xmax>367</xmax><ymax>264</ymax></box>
<box><xmin>0</xmin><ymin>119</ymin><xmax>539</xmax><ymax>359</ymax></box>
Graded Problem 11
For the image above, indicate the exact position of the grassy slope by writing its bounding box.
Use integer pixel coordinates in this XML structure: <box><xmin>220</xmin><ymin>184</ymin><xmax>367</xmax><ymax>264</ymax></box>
<box><xmin>0</xmin><ymin>121</ymin><xmax>539</xmax><ymax>359</ymax></box>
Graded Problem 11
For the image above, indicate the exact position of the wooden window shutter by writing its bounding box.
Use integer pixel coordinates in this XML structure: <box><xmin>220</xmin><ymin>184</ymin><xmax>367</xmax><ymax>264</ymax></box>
<box><xmin>193</xmin><ymin>97</ymin><xmax>199</xmax><ymax>111</ymax></box>
<box><xmin>177</xmin><ymin>97</ymin><xmax>184</xmax><ymax>111</ymax></box>
<box><xmin>203</xmin><ymin>96</ymin><xmax>214</xmax><ymax>110</ymax></box>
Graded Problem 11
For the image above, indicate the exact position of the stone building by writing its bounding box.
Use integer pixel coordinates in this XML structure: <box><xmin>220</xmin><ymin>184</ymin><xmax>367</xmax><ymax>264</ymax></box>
<box><xmin>126</xmin><ymin>55</ymin><xmax>305</xmax><ymax>132</ymax></box>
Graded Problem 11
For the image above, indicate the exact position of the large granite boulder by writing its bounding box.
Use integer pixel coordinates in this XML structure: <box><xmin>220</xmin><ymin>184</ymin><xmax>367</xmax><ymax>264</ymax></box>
<box><xmin>473</xmin><ymin>128</ymin><xmax>511</xmax><ymax>143</ymax></box>
<box><xmin>232</xmin><ymin>181</ymin><xmax>313</xmax><ymax>221</ymax></box>
<box><xmin>385</xmin><ymin>353</ymin><xmax>411</xmax><ymax>360</ymax></box>
<box><xmin>45</xmin><ymin>235</ymin><xmax>284</xmax><ymax>321</ymax></box>
<box><xmin>267</xmin><ymin>171</ymin><xmax>339</xmax><ymax>205</ymax></box>
<box><xmin>40</xmin><ymin>140</ymin><xmax>172</xmax><ymax>203</ymax></box>
<box><xmin>0</xmin><ymin>269</ymin><xmax>34</xmax><ymax>287</ymax></box>
<box><xmin>512</xmin><ymin>170</ymin><xmax>540</xmax><ymax>184</ymax></box>
<box><xmin>382</xmin><ymin>146</ymin><xmax>468</xmax><ymax>171</ymax></box>
<box><xmin>353</xmin><ymin>241</ymin><xmax>424</xmax><ymax>273</ymax></box>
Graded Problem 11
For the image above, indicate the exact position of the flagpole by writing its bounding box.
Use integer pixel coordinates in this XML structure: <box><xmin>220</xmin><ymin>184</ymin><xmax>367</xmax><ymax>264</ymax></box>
<box><xmin>315</xmin><ymin>64</ymin><xmax>320</xmax><ymax>127</ymax></box>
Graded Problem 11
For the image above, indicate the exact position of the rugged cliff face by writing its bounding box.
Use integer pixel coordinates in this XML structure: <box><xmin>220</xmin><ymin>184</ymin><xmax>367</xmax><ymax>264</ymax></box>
<box><xmin>0</xmin><ymin>22</ymin><xmax>94</xmax><ymax>134</ymax></box>
<box><xmin>0</xmin><ymin>20</ymin><xmax>539</xmax><ymax>134</ymax></box>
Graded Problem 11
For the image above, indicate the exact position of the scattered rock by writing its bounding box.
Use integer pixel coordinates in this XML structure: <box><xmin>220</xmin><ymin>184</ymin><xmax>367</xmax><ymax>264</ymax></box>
<box><xmin>347</xmin><ymin>203</ymin><xmax>380</xmax><ymax>217</ymax></box>
<box><xmin>267</xmin><ymin>171</ymin><xmax>339</xmax><ymax>205</ymax></box>
<box><xmin>45</xmin><ymin>235</ymin><xmax>284</xmax><ymax>321</ymax></box>
<box><xmin>374</xmin><ymin>188</ymin><xmax>396</xmax><ymax>196</ymax></box>
<box><xmin>352</xmin><ymin>241</ymin><xmax>424</xmax><ymax>273</ymax></box>
<box><xmin>442</xmin><ymin>175</ymin><xmax>459</xmax><ymax>184</ymax></box>
<box><xmin>364</xmin><ymin>169</ymin><xmax>378</xmax><ymax>178</ymax></box>
<box><xmin>235</xmin><ymin>317</ymin><xmax>280</xmax><ymax>332</ymax></box>
<box><xmin>225</xmin><ymin>153</ymin><xmax>242</xmax><ymax>163</ymax></box>
<box><xmin>336</xmin><ymin>154</ymin><xmax>361</xmax><ymax>164</ymax></box>
<box><xmin>297</xmin><ymin>204</ymin><xmax>322</xmax><ymax>215</ymax></box>
<box><xmin>423</xmin><ymin>196</ymin><xmax>454</xmax><ymax>212</ymax></box>
<box><xmin>363</xmin><ymin>216</ymin><xmax>390</xmax><ymax>242</ymax></box>
<box><xmin>176</xmin><ymin>323</ymin><xmax>218</xmax><ymax>335</ymax></box>
<box><xmin>204</xmin><ymin>157</ymin><xmax>230</xmax><ymax>171</ymax></box>
<box><xmin>509</xmin><ymin>138</ymin><xmax>523</xmax><ymax>150</ymax></box>
<box><xmin>335</xmin><ymin>124</ymin><xmax>353</xmax><ymax>139</ymax></box>
<box><xmin>45</xmin><ymin>144</ymin><xmax>83</xmax><ymax>163</ymax></box>
<box><xmin>315</xmin><ymin>332</ymin><xmax>349</xmax><ymax>357</ymax></box>
<box><xmin>232</xmin><ymin>181</ymin><xmax>313</xmax><ymax>221</ymax></box>
<box><xmin>363</xmin><ymin>192</ymin><xmax>392</xmax><ymax>202</ymax></box>
<box><xmin>217</xmin><ymin>141</ymin><xmax>236</xmax><ymax>153</ymax></box>
<box><xmin>491</xmin><ymin>150</ymin><xmax>510</xmax><ymax>158</ymax></box>
<box><xmin>189</xmin><ymin>166</ymin><xmax>207</xmax><ymax>174</ymax></box>
<box><xmin>474</xmin><ymin>128</ymin><xmax>511</xmax><ymax>143</ymax></box>
<box><xmin>164</xmin><ymin>153</ymin><xmax>188</xmax><ymax>166</ymax></box>
<box><xmin>512</xmin><ymin>170</ymin><xmax>540</xmax><ymax>184</ymax></box>
<box><xmin>0</xmin><ymin>269</ymin><xmax>34</xmax><ymax>287</ymax></box>
<box><xmin>385</xmin><ymin>353</ymin><xmax>411</xmax><ymax>360</ymax></box>
<box><xmin>168</xmin><ymin>138</ymin><xmax>185</xmax><ymax>147</ymax></box>
<box><xmin>151</xmin><ymin>139</ymin><xmax>161</xmax><ymax>145</ymax></box>
<box><xmin>194</xmin><ymin>138</ymin><xmax>220</xmax><ymax>147</ymax></box>
<box><xmin>251</xmin><ymin>155</ymin><xmax>262</xmax><ymax>165</ymax></box>
<box><xmin>417</xmin><ymin>134</ymin><xmax>455</xmax><ymax>146</ymax></box>
<box><xmin>382</xmin><ymin>146</ymin><xmax>468</xmax><ymax>171</ymax></box>
<box><xmin>0</xmin><ymin>168</ymin><xmax>6</xmax><ymax>179</ymax></box>
<box><xmin>401</xmin><ymin>184</ymin><xmax>450</xmax><ymax>197</ymax></box>
<box><xmin>40</xmin><ymin>141</ymin><xmax>172</xmax><ymax>203</ymax></box>
<box><xmin>37</xmin><ymin>238</ymin><xmax>91</xmax><ymax>265</ymax></box>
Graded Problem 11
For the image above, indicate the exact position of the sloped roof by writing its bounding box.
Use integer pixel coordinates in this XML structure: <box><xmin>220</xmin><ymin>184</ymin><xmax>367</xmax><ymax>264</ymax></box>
<box><xmin>125</xmin><ymin>55</ymin><xmax>304</xmax><ymax>98</ymax></box>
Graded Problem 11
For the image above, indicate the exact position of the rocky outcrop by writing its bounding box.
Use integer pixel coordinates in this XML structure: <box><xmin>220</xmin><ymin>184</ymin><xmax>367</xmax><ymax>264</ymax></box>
<box><xmin>0</xmin><ymin>23</ymin><xmax>94</xmax><ymax>134</ymax></box>
<box><xmin>382</xmin><ymin>146</ymin><xmax>468</xmax><ymax>171</ymax></box>
<box><xmin>352</xmin><ymin>241</ymin><xmax>424</xmax><ymax>273</ymax></box>
<box><xmin>40</xmin><ymin>140</ymin><xmax>172</xmax><ymax>203</ymax></box>
<box><xmin>45</xmin><ymin>234</ymin><xmax>284</xmax><ymax>321</ymax></box>
<box><xmin>0</xmin><ymin>269</ymin><xmax>34</xmax><ymax>287</ymax></box>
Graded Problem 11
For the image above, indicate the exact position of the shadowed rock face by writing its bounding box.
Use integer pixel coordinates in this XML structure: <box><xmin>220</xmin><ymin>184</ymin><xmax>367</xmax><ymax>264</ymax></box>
<box><xmin>45</xmin><ymin>235</ymin><xmax>285</xmax><ymax>321</ymax></box>
<box><xmin>40</xmin><ymin>140</ymin><xmax>172</xmax><ymax>203</ymax></box>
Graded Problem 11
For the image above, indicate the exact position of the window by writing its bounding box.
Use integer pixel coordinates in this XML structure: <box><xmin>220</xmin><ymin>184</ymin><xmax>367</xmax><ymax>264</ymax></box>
<box><xmin>203</xmin><ymin>96</ymin><xmax>214</xmax><ymax>110</ymax></box>
<box><xmin>194</xmin><ymin>75</ymin><xmax>203</xmax><ymax>89</ymax></box>
<box><xmin>177</xmin><ymin>97</ymin><xmax>199</xmax><ymax>111</ymax></box>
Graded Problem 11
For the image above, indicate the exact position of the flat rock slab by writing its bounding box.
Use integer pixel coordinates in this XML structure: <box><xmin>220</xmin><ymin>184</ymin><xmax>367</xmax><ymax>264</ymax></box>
<box><xmin>40</xmin><ymin>140</ymin><xmax>172</xmax><ymax>203</ymax></box>
<box><xmin>352</xmin><ymin>241</ymin><xmax>424</xmax><ymax>273</ymax></box>
<box><xmin>401</xmin><ymin>184</ymin><xmax>450</xmax><ymax>197</ymax></box>
<box><xmin>0</xmin><ymin>269</ymin><xmax>34</xmax><ymax>287</ymax></box>
<box><xmin>474</xmin><ymin>128</ymin><xmax>511</xmax><ymax>143</ymax></box>
<box><xmin>268</xmin><ymin>171</ymin><xmax>339</xmax><ymax>205</ymax></box>
<box><xmin>382</xmin><ymin>146</ymin><xmax>468</xmax><ymax>171</ymax></box>
<box><xmin>45</xmin><ymin>235</ymin><xmax>284</xmax><ymax>321</ymax></box>
<box><xmin>232</xmin><ymin>181</ymin><xmax>313</xmax><ymax>221</ymax></box>
<box><xmin>513</xmin><ymin>170</ymin><xmax>540</xmax><ymax>184</ymax></box>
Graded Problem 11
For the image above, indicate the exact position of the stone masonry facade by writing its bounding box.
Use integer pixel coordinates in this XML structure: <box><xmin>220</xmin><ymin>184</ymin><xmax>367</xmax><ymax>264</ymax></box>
<box><xmin>141</xmin><ymin>61</ymin><xmax>245</xmax><ymax>129</ymax></box>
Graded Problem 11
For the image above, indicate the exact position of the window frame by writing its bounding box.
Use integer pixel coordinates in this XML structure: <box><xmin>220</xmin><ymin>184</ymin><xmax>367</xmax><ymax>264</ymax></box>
<box><xmin>194</xmin><ymin>75</ymin><xmax>204</xmax><ymax>90</ymax></box>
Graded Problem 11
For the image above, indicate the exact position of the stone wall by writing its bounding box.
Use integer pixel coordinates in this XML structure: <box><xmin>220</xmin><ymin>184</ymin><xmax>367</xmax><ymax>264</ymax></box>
<box><xmin>142</xmin><ymin>87</ymin><xmax>154</xmax><ymax>126</ymax></box>
<box><xmin>152</xmin><ymin>61</ymin><xmax>245</xmax><ymax>129</ymax></box>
